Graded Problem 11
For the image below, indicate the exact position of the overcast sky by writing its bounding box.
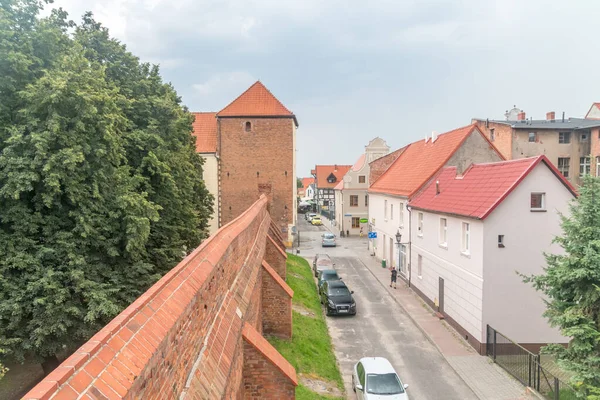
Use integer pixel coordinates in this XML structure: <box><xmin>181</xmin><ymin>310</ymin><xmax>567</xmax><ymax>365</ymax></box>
<box><xmin>48</xmin><ymin>0</ymin><xmax>600</xmax><ymax>177</ymax></box>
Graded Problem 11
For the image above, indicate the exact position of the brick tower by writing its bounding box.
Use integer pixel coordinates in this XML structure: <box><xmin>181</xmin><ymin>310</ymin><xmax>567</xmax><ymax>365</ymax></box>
<box><xmin>217</xmin><ymin>81</ymin><xmax>298</xmax><ymax>246</ymax></box>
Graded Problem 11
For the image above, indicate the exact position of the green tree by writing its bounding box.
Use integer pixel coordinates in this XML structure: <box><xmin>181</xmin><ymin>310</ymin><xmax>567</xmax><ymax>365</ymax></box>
<box><xmin>0</xmin><ymin>1</ymin><xmax>212</xmax><ymax>375</ymax></box>
<box><xmin>297</xmin><ymin>178</ymin><xmax>303</xmax><ymax>189</ymax></box>
<box><xmin>525</xmin><ymin>175</ymin><xmax>600</xmax><ymax>398</ymax></box>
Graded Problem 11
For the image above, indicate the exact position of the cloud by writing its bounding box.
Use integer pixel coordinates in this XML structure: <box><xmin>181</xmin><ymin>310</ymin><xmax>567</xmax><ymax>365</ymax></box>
<box><xmin>192</xmin><ymin>71</ymin><xmax>255</xmax><ymax>96</ymax></box>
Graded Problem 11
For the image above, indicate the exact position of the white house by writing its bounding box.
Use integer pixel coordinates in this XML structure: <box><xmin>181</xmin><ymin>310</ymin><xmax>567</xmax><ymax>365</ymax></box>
<box><xmin>191</xmin><ymin>112</ymin><xmax>219</xmax><ymax>235</ymax></box>
<box><xmin>334</xmin><ymin>138</ymin><xmax>390</xmax><ymax>236</ymax></box>
<box><xmin>408</xmin><ymin>156</ymin><xmax>576</xmax><ymax>353</ymax></box>
<box><xmin>368</xmin><ymin>124</ymin><xmax>503</xmax><ymax>270</ymax></box>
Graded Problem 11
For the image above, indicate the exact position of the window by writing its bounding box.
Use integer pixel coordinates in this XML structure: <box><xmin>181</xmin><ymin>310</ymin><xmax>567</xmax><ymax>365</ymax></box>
<box><xmin>597</xmin><ymin>157</ymin><xmax>600</xmax><ymax>177</ymax></box>
<box><xmin>461</xmin><ymin>222</ymin><xmax>470</xmax><ymax>254</ymax></box>
<box><xmin>580</xmin><ymin>157</ymin><xmax>591</xmax><ymax>177</ymax></box>
<box><xmin>582</xmin><ymin>132</ymin><xmax>589</xmax><ymax>141</ymax></box>
<box><xmin>352</xmin><ymin>217</ymin><xmax>360</xmax><ymax>228</ymax></box>
<box><xmin>558</xmin><ymin>132</ymin><xmax>571</xmax><ymax>144</ymax></box>
<box><xmin>391</xmin><ymin>204</ymin><xmax>394</xmax><ymax>220</ymax></box>
<box><xmin>530</xmin><ymin>193</ymin><xmax>546</xmax><ymax>211</ymax></box>
<box><xmin>418</xmin><ymin>212</ymin><xmax>423</xmax><ymax>236</ymax></box>
<box><xmin>439</xmin><ymin>218</ymin><xmax>447</xmax><ymax>246</ymax></box>
<box><xmin>490</xmin><ymin>128</ymin><xmax>495</xmax><ymax>142</ymax></box>
<box><xmin>417</xmin><ymin>255</ymin><xmax>422</xmax><ymax>278</ymax></box>
<box><xmin>384</xmin><ymin>200</ymin><xmax>388</xmax><ymax>219</ymax></box>
<box><xmin>498</xmin><ymin>235</ymin><xmax>505</xmax><ymax>248</ymax></box>
<box><xmin>399</xmin><ymin>203</ymin><xmax>404</xmax><ymax>226</ymax></box>
<box><xmin>350</xmin><ymin>195</ymin><xmax>358</xmax><ymax>207</ymax></box>
<box><xmin>558</xmin><ymin>157</ymin><xmax>570</xmax><ymax>178</ymax></box>
<box><xmin>528</xmin><ymin>132</ymin><xmax>537</xmax><ymax>142</ymax></box>
<box><xmin>245</xmin><ymin>121</ymin><xmax>252</xmax><ymax>132</ymax></box>
<box><xmin>359</xmin><ymin>175</ymin><xmax>366</xmax><ymax>183</ymax></box>
<box><xmin>365</xmin><ymin>195</ymin><xmax>368</xmax><ymax>207</ymax></box>
<box><xmin>399</xmin><ymin>244</ymin><xmax>407</xmax><ymax>274</ymax></box>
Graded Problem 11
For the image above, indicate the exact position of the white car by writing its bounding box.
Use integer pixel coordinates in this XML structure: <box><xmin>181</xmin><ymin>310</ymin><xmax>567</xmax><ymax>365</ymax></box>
<box><xmin>352</xmin><ymin>357</ymin><xmax>409</xmax><ymax>399</ymax></box>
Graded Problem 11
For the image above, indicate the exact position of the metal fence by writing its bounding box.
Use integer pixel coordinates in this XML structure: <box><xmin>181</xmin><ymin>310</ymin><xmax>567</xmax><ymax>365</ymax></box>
<box><xmin>320</xmin><ymin>209</ymin><xmax>334</xmax><ymax>220</ymax></box>
<box><xmin>486</xmin><ymin>325</ymin><xmax>579</xmax><ymax>400</ymax></box>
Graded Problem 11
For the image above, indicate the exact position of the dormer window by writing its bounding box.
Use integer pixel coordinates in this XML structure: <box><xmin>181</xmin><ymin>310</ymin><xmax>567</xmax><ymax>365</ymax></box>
<box><xmin>327</xmin><ymin>173</ymin><xmax>336</xmax><ymax>183</ymax></box>
<box><xmin>245</xmin><ymin>121</ymin><xmax>251</xmax><ymax>132</ymax></box>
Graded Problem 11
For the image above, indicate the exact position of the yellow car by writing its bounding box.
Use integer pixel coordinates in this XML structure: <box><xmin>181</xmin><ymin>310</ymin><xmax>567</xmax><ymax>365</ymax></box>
<box><xmin>311</xmin><ymin>216</ymin><xmax>323</xmax><ymax>226</ymax></box>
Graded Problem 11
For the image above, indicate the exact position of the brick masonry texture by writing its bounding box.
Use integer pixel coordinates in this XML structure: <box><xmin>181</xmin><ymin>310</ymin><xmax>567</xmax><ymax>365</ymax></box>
<box><xmin>24</xmin><ymin>195</ymin><xmax>297</xmax><ymax>400</ymax></box>
<box><xmin>261</xmin><ymin>261</ymin><xmax>293</xmax><ymax>338</ymax></box>
<box><xmin>473</xmin><ymin>120</ymin><xmax>514</xmax><ymax>161</ymax></box>
<box><xmin>369</xmin><ymin>146</ymin><xmax>407</xmax><ymax>185</ymax></box>
<box><xmin>265</xmin><ymin>234</ymin><xmax>287</xmax><ymax>279</ymax></box>
<box><xmin>219</xmin><ymin>118</ymin><xmax>294</xmax><ymax>240</ymax></box>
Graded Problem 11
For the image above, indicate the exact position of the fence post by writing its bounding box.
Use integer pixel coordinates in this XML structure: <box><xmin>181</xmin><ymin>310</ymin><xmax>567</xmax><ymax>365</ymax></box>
<box><xmin>554</xmin><ymin>377</ymin><xmax>559</xmax><ymax>400</ymax></box>
<box><xmin>493</xmin><ymin>329</ymin><xmax>497</xmax><ymax>362</ymax></box>
<box><xmin>528</xmin><ymin>354</ymin><xmax>532</xmax><ymax>387</ymax></box>
<box><xmin>536</xmin><ymin>355</ymin><xmax>541</xmax><ymax>391</ymax></box>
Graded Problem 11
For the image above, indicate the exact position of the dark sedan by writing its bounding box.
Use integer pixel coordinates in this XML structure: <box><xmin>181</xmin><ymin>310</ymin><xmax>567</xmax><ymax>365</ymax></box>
<box><xmin>320</xmin><ymin>280</ymin><xmax>356</xmax><ymax>316</ymax></box>
<box><xmin>317</xmin><ymin>269</ymin><xmax>341</xmax><ymax>294</ymax></box>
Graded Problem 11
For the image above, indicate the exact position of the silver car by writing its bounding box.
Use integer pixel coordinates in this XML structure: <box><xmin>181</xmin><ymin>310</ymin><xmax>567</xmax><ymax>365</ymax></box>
<box><xmin>321</xmin><ymin>232</ymin><xmax>337</xmax><ymax>247</ymax></box>
<box><xmin>352</xmin><ymin>357</ymin><xmax>409</xmax><ymax>399</ymax></box>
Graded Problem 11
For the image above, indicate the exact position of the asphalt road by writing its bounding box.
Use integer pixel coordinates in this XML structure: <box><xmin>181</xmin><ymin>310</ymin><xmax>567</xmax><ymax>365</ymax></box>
<box><xmin>296</xmin><ymin>216</ymin><xmax>477</xmax><ymax>400</ymax></box>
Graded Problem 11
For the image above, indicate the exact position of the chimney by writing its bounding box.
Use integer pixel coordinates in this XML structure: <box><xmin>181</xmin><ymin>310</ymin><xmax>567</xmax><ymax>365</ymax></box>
<box><xmin>435</xmin><ymin>180</ymin><xmax>440</xmax><ymax>195</ymax></box>
<box><xmin>546</xmin><ymin>111</ymin><xmax>555</xmax><ymax>122</ymax></box>
<box><xmin>517</xmin><ymin>111</ymin><xmax>526</xmax><ymax>121</ymax></box>
<box><xmin>562</xmin><ymin>111</ymin><xmax>565</xmax><ymax>122</ymax></box>
<box><xmin>432</xmin><ymin>131</ymin><xmax>438</xmax><ymax>142</ymax></box>
<box><xmin>334</xmin><ymin>164</ymin><xmax>337</xmax><ymax>171</ymax></box>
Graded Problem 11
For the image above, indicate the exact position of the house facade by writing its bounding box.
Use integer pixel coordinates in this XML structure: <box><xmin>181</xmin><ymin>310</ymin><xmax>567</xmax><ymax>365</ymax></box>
<box><xmin>368</xmin><ymin>124</ymin><xmax>503</xmax><ymax>270</ymax></box>
<box><xmin>473</xmin><ymin>103</ymin><xmax>600</xmax><ymax>186</ymax></box>
<box><xmin>191</xmin><ymin>81</ymin><xmax>298</xmax><ymax>245</ymax></box>
<box><xmin>312</xmin><ymin>164</ymin><xmax>352</xmax><ymax>218</ymax></box>
<box><xmin>408</xmin><ymin>156</ymin><xmax>576</xmax><ymax>353</ymax></box>
<box><xmin>300</xmin><ymin>177</ymin><xmax>315</xmax><ymax>201</ymax></box>
<box><xmin>335</xmin><ymin>138</ymin><xmax>390</xmax><ymax>236</ymax></box>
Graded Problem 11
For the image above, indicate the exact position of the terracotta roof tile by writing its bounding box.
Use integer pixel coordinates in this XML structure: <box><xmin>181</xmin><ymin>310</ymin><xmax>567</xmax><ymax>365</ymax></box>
<box><xmin>351</xmin><ymin>153</ymin><xmax>366</xmax><ymax>172</ymax></box>
<box><xmin>301</xmin><ymin>177</ymin><xmax>314</xmax><ymax>190</ymax></box>
<box><xmin>369</xmin><ymin>124</ymin><xmax>502</xmax><ymax>198</ymax></box>
<box><xmin>408</xmin><ymin>155</ymin><xmax>577</xmax><ymax>219</ymax></box>
<box><xmin>314</xmin><ymin>165</ymin><xmax>352</xmax><ymax>189</ymax></box>
<box><xmin>191</xmin><ymin>112</ymin><xmax>217</xmax><ymax>153</ymax></box>
<box><xmin>242</xmin><ymin>323</ymin><xmax>298</xmax><ymax>385</ymax></box>
<box><xmin>217</xmin><ymin>81</ymin><xmax>298</xmax><ymax>125</ymax></box>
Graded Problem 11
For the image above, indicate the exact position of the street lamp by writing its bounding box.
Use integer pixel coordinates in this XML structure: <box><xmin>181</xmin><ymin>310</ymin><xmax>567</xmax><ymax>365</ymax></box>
<box><xmin>395</xmin><ymin>230</ymin><xmax>402</xmax><ymax>245</ymax></box>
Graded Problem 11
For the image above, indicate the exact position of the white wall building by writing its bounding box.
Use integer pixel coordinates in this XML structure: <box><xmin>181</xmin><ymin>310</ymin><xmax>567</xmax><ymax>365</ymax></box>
<box><xmin>408</xmin><ymin>156</ymin><xmax>575</xmax><ymax>353</ymax></box>
<box><xmin>335</xmin><ymin>138</ymin><xmax>390</xmax><ymax>236</ymax></box>
<box><xmin>367</xmin><ymin>124</ymin><xmax>503</xmax><ymax>272</ymax></box>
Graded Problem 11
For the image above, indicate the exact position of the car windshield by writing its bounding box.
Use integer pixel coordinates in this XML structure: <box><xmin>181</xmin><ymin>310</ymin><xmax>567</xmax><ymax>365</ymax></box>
<box><xmin>328</xmin><ymin>287</ymin><xmax>350</xmax><ymax>296</ymax></box>
<box><xmin>322</xmin><ymin>272</ymin><xmax>338</xmax><ymax>280</ymax></box>
<box><xmin>366</xmin><ymin>373</ymin><xmax>404</xmax><ymax>395</ymax></box>
<box><xmin>323</xmin><ymin>233</ymin><xmax>335</xmax><ymax>239</ymax></box>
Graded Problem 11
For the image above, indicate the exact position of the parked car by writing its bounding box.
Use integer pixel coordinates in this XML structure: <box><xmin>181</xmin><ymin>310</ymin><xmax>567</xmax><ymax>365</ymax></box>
<box><xmin>321</xmin><ymin>232</ymin><xmax>336</xmax><ymax>247</ymax></box>
<box><xmin>305</xmin><ymin>212</ymin><xmax>317</xmax><ymax>221</ymax></box>
<box><xmin>317</xmin><ymin>269</ymin><xmax>341</xmax><ymax>294</ymax></box>
<box><xmin>320</xmin><ymin>280</ymin><xmax>356</xmax><ymax>316</ymax></box>
<box><xmin>313</xmin><ymin>254</ymin><xmax>334</xmax><ymax>277</ymax></box>
<box><xmin>311</xmin><ymin>216</ymin><xmax>323</xmax><ymax>226</ymax></box>
<box><xmin>352</xmin><ymin>357</ymin><xmax>409</xmax><ymax>399</ymax></box>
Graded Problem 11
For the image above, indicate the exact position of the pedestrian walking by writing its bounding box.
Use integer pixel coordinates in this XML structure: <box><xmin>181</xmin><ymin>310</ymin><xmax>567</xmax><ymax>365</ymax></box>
<box><xmin>359</xmin><ymin>227</ymin><xmax>363</xmax><ymax>237</ymax></box>
<box><xmin>390</xmin><ymin>267</ymin><xmax>397</xmax><ymax>289</ymax></box>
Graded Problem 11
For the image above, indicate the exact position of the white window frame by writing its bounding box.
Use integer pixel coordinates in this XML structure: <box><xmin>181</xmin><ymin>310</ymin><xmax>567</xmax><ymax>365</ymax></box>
<box><xmin>399</xmin><ymin>203</ymin><xmax>404</xmax><ymax>227</ymax></box>
<box><xmin>557</xmin><ymin>157</ymin><xmax>570</xmax><ymax>178</ymax></box>
<box><xmin>439</xmin><ymin>218</ymin><xmax>447</xmax><ymax>247</ymax></box>
<box><xmin>461</xmin><ymin>222</ymin><xmax>470</xmax><ymax>255</ymax></box>
<box><xmin>580</xmin><ymin>157</ymin><xmax>591</xmax><ymax>177</ymax></box>
<box><xmin>528</xmin><ymin>132</ymin><xmax>537</xmax><ymax>142</ymax></box>
<box><xmin>391</xmin><ymin>204</ymin><xmax>394</xmax><ymax>220</ymax></box>
<box><xmin>417</xmin><ymin>254</ymin><xmax>422</xmax><ymax>279</ymax></box>
<box><xmin>384</xmin><ymin>199</ymin><xmax>388</xmax><ymax>220</ymax></box>
<box><xmin>530</xmin><ymin>192</ymin><xmax>546</xmax><ymax>211</ymax></box>
<box><xmin>596</xmin><ymin>156</ymin><xmax>600</xmax><ymax>177</ymax></box>
<box><xmin>417</xmin><ymin>212</ymin><xmax>424</xmax><ymax>237</ymax></box>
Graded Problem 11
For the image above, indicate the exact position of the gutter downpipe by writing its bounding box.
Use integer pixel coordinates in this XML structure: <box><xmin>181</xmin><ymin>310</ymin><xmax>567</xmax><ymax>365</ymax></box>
<box><xmin>407</xmin><ymin>204</ymin><xmax>412</xmax><ymax>288</ymax></box>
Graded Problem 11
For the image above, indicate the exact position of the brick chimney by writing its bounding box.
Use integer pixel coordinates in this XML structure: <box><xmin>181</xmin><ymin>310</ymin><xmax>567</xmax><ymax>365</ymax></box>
<box><xmin>517</xmin><ymin>111</ymin><xmax>526</xmax><ymax>121</ymax></box>
<box><xmin>546</xmin><ymin>111</ymin><xmax>555</xmax><ymax>121</ymax></box>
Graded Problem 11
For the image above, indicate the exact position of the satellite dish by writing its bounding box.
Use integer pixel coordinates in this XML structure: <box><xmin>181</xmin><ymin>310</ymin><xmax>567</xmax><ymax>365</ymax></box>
<box><xmin>343</xmin><ymin>175</ymin><xmax>352</xmax><ymax>183</ymax></box>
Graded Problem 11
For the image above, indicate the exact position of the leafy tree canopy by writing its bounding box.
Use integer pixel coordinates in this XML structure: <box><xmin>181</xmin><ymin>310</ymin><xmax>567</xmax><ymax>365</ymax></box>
<box><xmin>0</xmin><ymin>0</ymin><xmax>212</xmax><ymax>372</ymax></box>
<box><xmin>526</xmin><ymin>175</ymin><xmax>600</xmax><ymax>398</ymax></box>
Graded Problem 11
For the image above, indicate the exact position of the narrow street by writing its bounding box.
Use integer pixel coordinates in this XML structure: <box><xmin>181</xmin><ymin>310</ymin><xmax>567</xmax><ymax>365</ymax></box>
<box><xmin>295</xmin><ymin>217</ymin><xmax>478</xmax><ymax>400</ymax></box>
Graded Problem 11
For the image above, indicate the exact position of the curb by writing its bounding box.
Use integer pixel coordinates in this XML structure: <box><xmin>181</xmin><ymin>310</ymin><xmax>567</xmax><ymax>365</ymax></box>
<box><xmin>356</xmin><ymin>256</ymin><xmax>482</xmax><ymax>399</ymax></box>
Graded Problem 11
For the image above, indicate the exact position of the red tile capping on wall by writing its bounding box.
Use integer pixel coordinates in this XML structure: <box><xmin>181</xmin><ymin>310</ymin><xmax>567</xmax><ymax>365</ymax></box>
<box><xmin>261</xmin><ymin>261</ymin><xmax>293</xmax><ymax>298</ymax></box>
<box><xmin>242</xmin><ymin>323</ymin><xmax>298</xmax><ymax>386</ymax></box>
<box><xmin>23</xmin><ymin>195</ymin><xmax>271</xmax><ymax>400</ymax></box>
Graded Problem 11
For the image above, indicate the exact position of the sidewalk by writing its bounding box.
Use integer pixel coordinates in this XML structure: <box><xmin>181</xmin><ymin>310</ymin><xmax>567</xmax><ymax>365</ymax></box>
<box><xmin>320</xmin><ymin>215</ymin><xmax>531</xmax><ymax>400</ymax></box>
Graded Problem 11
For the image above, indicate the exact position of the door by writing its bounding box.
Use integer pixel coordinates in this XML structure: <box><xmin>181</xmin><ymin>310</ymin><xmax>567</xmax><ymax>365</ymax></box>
<box><xmin>438</xmin><ymin>277</ymin><xmax>445</xmax><ymax>313</ymax></box>
<box><xmin>399</xmin><ymin>244</ymin><xmax>407</xmax><ymax>274</ymax></box>
<box><xmin>389</xmin><ymin>237</ymin><xmax>394</xmax><ymax>268</ymax></box>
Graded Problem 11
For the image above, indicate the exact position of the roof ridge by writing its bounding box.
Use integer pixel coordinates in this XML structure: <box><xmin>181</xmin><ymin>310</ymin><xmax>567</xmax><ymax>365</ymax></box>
<box><xmin>191</xmin><ymin>111</ymin><xmax>217</xmax><ymax>114</ymax></box>
<box><xmin>217</xmin><ymin>81</ymin><xmax>293</xmax><ymax>116</ymax></box>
